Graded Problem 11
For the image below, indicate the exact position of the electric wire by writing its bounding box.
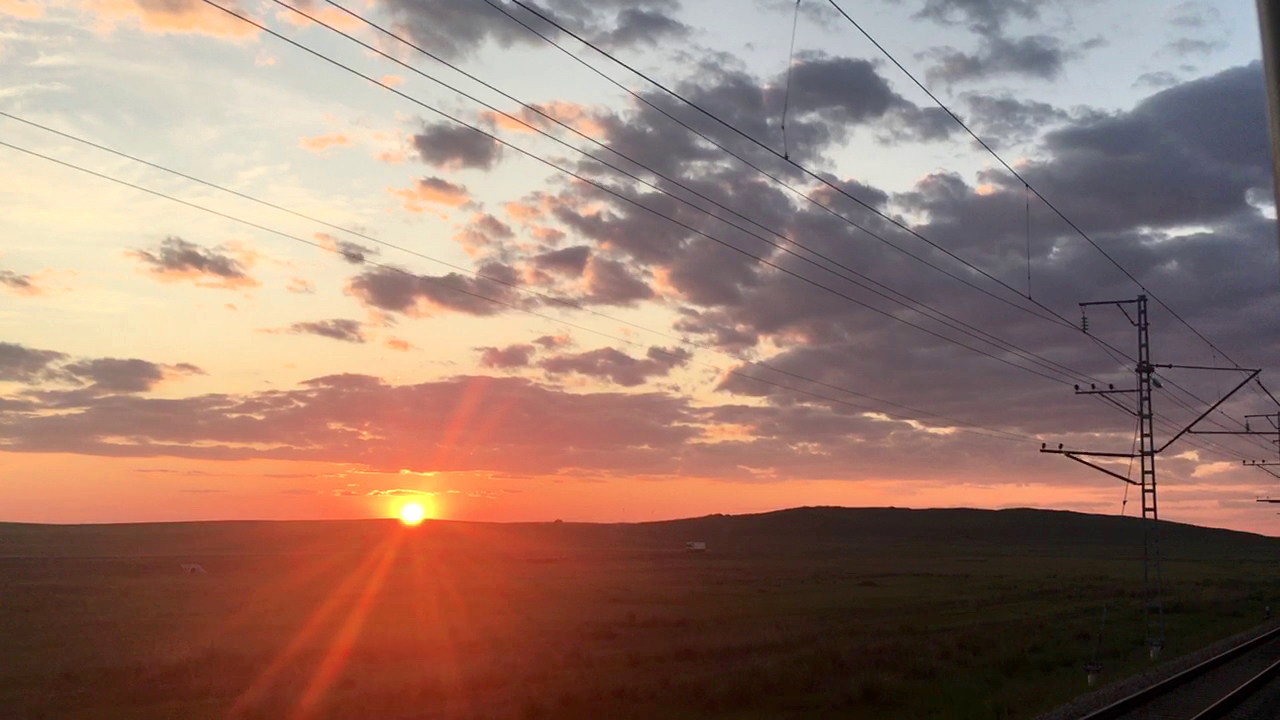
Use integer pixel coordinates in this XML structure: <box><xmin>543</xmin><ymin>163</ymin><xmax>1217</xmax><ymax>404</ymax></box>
<box><xmin>268</xmin><ymin>0</ymin><xmax>1106</xmax><ymax>389</ymax></box>
<box><xmin>194</xmin><ymin>0</ymin><xmax>1092</xmax><ymax>389</ymax></box>
<box><xmin>823</xmin><ymin>0</ymin><xmax>1261</xmax><ymax>376</ymax></box>
<box><xmin>0</xmin><ymin>134</ymin><xmax>1034</xmax><ymax>443</ymax></box>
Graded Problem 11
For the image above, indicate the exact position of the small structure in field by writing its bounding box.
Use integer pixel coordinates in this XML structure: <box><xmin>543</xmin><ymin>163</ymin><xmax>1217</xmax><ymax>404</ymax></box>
<box><xmin>179</xmin><ymin>563</ymin><xmax>207</xmax><ymax>574</ymax></box>
<box><xmin>685</xmin><ymin>541</ymin><xmax>706</xmax><ymax>552</ymax></box>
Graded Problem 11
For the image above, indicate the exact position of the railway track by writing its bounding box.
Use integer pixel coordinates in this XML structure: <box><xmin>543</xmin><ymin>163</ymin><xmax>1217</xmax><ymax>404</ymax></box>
<box><xmin>1079</xmin><ymin>625</ymin><xmax>1280</xmax><ymax>720</ymax></box>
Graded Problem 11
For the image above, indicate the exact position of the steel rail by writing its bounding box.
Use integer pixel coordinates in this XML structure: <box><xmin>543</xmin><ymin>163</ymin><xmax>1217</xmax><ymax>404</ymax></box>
<box><xmin>1077</xmin><ymin>624</ymin><xmax>1280</xmax><ymax>719</ymax></box>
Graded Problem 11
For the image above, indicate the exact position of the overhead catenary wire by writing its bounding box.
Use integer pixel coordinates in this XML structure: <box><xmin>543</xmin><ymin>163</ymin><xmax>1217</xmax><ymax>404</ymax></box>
<box><xmin>494</xmin><ymin>0</ymin><xmax>1110</xmax><ymax>342</ymax></box>
<box><xmin>194</xmin><ymin>0</ymin><xmax>1095</xmax><ymax>390</ymax></box>
<box><xmin>475</xmin><ymin>0</ymin><xmax>1088</xmax><ymax>335</ymax></box>
<box><xmin>779</xmin><ymin>0</ymin><xmax>802</xmax><ymax>160</ymax></box>
<box><xmin>198</xmin><ymin>0</ymin><xmax>1258</xmax><ymax>462</ymax></box>
<box><xmin>0</xmin><ymin>132</ymin><xmax>1033</xmax><ymax>444</ymax></box>
<box><xmin>268</xmin><ymin>0</ymin><xmax>1104</xmax><ymax>389</ymax></box>
<box><xmin>823</xmin><ymin>0</ymin><xmax>1259</xmax><ymax>376</ymax></box>
<box><xmin>491</xmin><ymin>0</ymin><xmax>1275</xmax><ymax>437</ymax></box>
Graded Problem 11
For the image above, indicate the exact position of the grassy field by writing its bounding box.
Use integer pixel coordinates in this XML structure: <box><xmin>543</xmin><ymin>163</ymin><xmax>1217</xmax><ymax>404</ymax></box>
<box><xmin>2</xmin><ymin>507</ymin><xmax>1279</xmax><ymax>720</ymax></box>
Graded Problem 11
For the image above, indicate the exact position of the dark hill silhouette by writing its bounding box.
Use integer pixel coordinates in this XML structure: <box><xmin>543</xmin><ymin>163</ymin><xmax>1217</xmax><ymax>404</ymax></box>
<box><xmin>2</xmin><ymin>506</ymin><xmax>1275</xmax><ymax>561</ymax></box>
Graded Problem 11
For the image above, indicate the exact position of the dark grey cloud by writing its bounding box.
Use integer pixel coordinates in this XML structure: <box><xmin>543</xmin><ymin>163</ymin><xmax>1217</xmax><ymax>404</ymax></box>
<box><xmin>595</xmin><ymin>7</ymin><xmax>689</xmax><ymax>47</ymax></box>
<box><xmin>62</xmin><ymin>358</ymin><xmax>169</xmax><ymax>393</ymax></box>
<box><xmin>584</xmin><ymin>257</ymin><xmax>653</xmax><ymax>305</ymax></box>
<box><xmin>926</xmin><ymin>34</ymin><xmax>1069</xmax><ymax>83</ymax></box>
<box><xmin>533</xmin><ymin>245</ymin><xmax>590</xmax><ymax>276</ymax></box>
<box><xmin>0</xmin><ymin>343</ymin><xmax>67</xmax><ymax>383</ymax></box>
<box><xmin>539</xmin><ymin>345</ymin><xmax>690</xmax><ymax>386</ymax></box>
<box><xmin>912</xmin><ymin>0</ymin><xmax>1045</xmax><ymax>35</ymax></box>
<box><xmin>130</xmin><ymin>236</ymin><xmax>256</xmax><ymax>288</ymax></box>
<box><xmin>961</xmin><ymin>93</ymin><xmax>1069</xmax><ymax>144</ymax></box>
<box><xmin>478</xmin><ymin>343</ymin><xmax>536</xmax><ymax>369</ymax></box>
<box><xmin>285</xmin><ymin>319</ymin><xmax>367</xmax><ymax>344</ymax></box>
<box><xmin>318</xmin><ymin>233</ymin><xmax>379</xmax><ymax>265</ymax></box>
<box><xmin>412</xmin><ymin>122</ymin><xmax>502</xmax><ymax>170</ymax></box>
<box><xmin>375</xmin><ymin>0</ymin><xmax>687</xmax><ymax>62</ymax></box>
<box><xmin>1</xmin><ymin>343</ymin><xmax>204</xmax><ymax>395</ymax></box>
<box><xmin>347</xmin><ymin>263</ymin><xmax>521</xmax><ymax>317</ymax></box>
<box><xmin>0</xmin><ymin>270</ymin><xmax>40</xmax><ymax>295</ymax></box>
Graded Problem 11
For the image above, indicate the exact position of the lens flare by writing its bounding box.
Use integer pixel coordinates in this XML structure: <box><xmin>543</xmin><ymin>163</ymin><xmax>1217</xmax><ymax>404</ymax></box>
<box><xmin>399</xmin><ymin>502</ymin><xmax>427</xmax><ymax>526</ymax></box>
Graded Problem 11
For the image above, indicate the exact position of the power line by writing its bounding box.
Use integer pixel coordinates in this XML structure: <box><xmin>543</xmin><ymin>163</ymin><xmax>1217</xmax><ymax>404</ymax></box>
<box><xmin>271</xmin><ymin>0</ymin><xmax>1103</xmax><ymax>388</ymax></box>
<box><xmin>823</xmin><ymin>0</ymin><xmax>1258</xmax><ymax>374</ymax></box>
<box><xmin>0</xmin><ymin>133</ymin><xmax>1032</xmax><ymax>443</ymax></box>
<box><xmin>195</xmin><ymin>0</ymin><xmax>1094</xmax><ymax>389</ymax></box>
<box><xmin>494</xmin><ymin>0</ymin><xmax>1100</xmax><ymax>339</ymax></box>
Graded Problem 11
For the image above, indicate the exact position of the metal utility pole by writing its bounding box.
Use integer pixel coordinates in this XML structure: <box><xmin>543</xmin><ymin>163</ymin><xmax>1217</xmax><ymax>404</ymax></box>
<box><xmin>1258</xmin><ymin>0</ymin><xmax>1280</xmax><ymax>259</ymax></box>
<box><xmin>1041</xmin><ymin>295</ymin><xmax>1261</xmax><ymax>660</ymax></box>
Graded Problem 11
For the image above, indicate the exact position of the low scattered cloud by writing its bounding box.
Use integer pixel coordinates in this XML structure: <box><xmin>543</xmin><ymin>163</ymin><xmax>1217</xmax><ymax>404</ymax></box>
<box><xmin>286</xmin><ymin>277</ymin><xmax>315</xmax><ymax>294</ymax></box>
<box><xmin>79</xmin><ymin>0</ymin><xmax>258</xmax><ymax>38</ymax></box>
<box><xmin>299</xmin><ymin>133</ymin><xmax>353</xmax><ymax>153</ymax></box>
<box><xmin>1</xmin><ymin>342</ymin><xmax>202</xmax><ymax>394</ymax></box>
<box><xmin>317</xmin><ymin>233</ymin><xmax>378</xmax><ymax>264</ymax></box>
<box><xmin>412</xmin><ymin>122</ymin><xmax>502</xmax><ymax>170</ymax></box>
<box><xmin>478</xmin><ymin>344</ymin><xmax>536</xmax><ymax>369</ymax></box>
<box><xmin>282</xmin><ymin>319</ymin><xmax>367</xmax><ymax>344</ymax></box>
<box><xmin>130</xmin><ymin>236</ymin><xmax>258</xmax><ymax>289</ymax></box>
<box><xmin>540</xmin><ymin>346</ymin><xmax>690</xmax><ymax>387</ymax></box>
<box><xmin>0</xmin><ymin>269</ymin><xmax>43</xmax><ymax>296</ymax></box>
<box><xmin>389</xmin><ymin>176</ymin><xmax>472</xmax><ymax>211</ymax></box>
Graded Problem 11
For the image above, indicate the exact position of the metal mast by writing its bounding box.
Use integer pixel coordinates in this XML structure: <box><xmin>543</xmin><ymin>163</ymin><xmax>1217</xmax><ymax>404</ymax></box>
<box><xmin>1134</xmin><ymin>295</ymin><xmax>1165</xmax><ymax>657</ymax></box>
<box><xmin>1041</xmin><ymin>295</ymin><xmax>1260</xmax><ymax>660</ymax></box>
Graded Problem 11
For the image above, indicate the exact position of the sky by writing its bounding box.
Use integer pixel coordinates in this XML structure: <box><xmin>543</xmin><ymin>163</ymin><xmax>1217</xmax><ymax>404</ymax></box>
<box><xmin>1</xmin><ymin>0</ymin><xmax>1279</xmax><ymax>531</ymax></box>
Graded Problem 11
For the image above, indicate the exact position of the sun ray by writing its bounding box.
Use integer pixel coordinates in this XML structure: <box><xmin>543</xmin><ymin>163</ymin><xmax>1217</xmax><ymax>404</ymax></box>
<box><xmin>289</xmin><ymin>532</ymin><xmax>404</xmax><ymax>719</ymax></box>
<box><xmin>226</xmin><ymin>537</ymin><xmax>395</xmax><ymax>717</ymax></box>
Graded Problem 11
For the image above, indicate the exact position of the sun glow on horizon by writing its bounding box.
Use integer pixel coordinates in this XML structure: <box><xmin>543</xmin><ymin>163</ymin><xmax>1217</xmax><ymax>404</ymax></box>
<box><xmin>399</xmin><ymin>502</ymin><xmax>427</xmax><ymax>526</ymax></box>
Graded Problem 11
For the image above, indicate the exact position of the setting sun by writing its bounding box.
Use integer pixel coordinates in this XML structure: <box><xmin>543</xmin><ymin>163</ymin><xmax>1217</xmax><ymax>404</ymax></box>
<box><xmin>399</xmin><ymin>502</ymin><xmax>427</xmax><ymax>526</ymax></box>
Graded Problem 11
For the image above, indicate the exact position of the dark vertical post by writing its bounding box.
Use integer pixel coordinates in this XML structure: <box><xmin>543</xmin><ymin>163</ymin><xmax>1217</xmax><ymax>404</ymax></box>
<box><xmin>1258</xmin><ymin>0</ymin><xmax>1280</xmax><ymax>260</ymax></box>
<box><xmin>1136</xmin><ymin>295</ymin><xmax>1165</xmax><ymax>657</ymax></box>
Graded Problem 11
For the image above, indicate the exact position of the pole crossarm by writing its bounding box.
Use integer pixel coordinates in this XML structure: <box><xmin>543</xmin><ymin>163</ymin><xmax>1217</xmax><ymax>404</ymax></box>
<box><xmin>1042</xmin><ymin>450</ymin><xmax>1141</xmax><ymax>485</ymax></box>
<box><xmin>1244</xmin><ymin>460</ymin><xmax>1280</xmax><ymax>466</ymax></box>
<box><xmin>1157</xmin><ymin>370</ymin><xmax>1262</xmax><ymax>453</ymax></box>
<box><xmin>1154</xmin><ymin>363</ymin><xmax>1263</xmax><ymax>372</ymax></box>
<box><xmin>1075</xmin><ymin>385</ymin><xmax>1138</xmax><ymax>395</ymax></box>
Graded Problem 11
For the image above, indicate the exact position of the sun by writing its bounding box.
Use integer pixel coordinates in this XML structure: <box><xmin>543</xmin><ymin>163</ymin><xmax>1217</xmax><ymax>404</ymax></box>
<box><xmin>399</xmin><ymin>502</ymin><xmax>427</xmax><ymax>526</ymax></box>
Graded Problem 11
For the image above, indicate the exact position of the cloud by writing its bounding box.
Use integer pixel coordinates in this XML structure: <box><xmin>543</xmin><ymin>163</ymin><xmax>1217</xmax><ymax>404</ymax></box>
<box><xmin>375</xmin><ymin>0</ymin><xmax>688</xmax><ymax>61</ymax></box>
<box><xmin>913</xmin><ymin>0</ymin><xmax>1045</xmax><ymax>35</ymax></box>
<box><xmin>80</xmin><ymin>0</ymin><xmax>258</xmax><ymax>38</ymax></box>
<box><xmin>61</xmin><ymin>357</ymin><xmax>203</xmax><ymax>393</ymax></box>
<box><xmin>926</xmin><ymin>34</ymin><xmax>1070</xmax><ymax>84</ymax></box>
<box><xmin>0</xmin><ymin>269</ymin><xmax>43</xmax><ymax>296</ymax></box>
<box><xmin>286</xmin><ymin>277</ymin><xmax>316</xmax><ymax>294</ymax></box>
<box><xmin>389</xmin><ymin>176</ymin><xmax>471</xmax><ymax>211</ymax></box>
<box><xmin>384</xmin><ymin>337</ymin><xmax>413</xmax><ymax>352</ymax></box>
<box><xmin>299</xmin><ymin>133</ymin><xmax>353</xmax><ymax>153</ymax></box>
<box><xmin>540</xmin><ymin>346</ymin><xmax>689</xmax><ymax>387</ymax></box>
<box><xmin>478</xmin><ymin>344</ymin><xmax>536</xmax><ymax>369</ymax></box>
<box><xmin>533</xmin><ymin>245</ymin><xmax>590</xmax><ymax>276</ymax></box>
<box><xmin>0</xmin><ymin>343</ymin><xmax>67</xmax><ymax>383</ymax></box>
<box><xmin>583</xmin><ymin>256</ymin><xmax>653</xmax><ymax>305</ymax></box>
<box><xmin>412</xmin><ymin>122</ymin><xmax>502</xmax><ymax>170</ymax></box>
<box><xmin>316</xmin><ymin>233</ymin><xmax>378</xmax><ymax>264</ymax></box>
<box><xmin>961</xmin><ymin>93</ymin><xmax>1069</xmax><ymax>145</ymax></box>
<box><xmin>130</xmin><ymin>236</ymin><xmax>258</xmax><ymax>289</ymax></box>
<box><xmin>1</xmin><ymin>343</ymin><xmax>203</xmax><ymax>394</ymax></box>
<box><xmin>282</xmin><ymin>319</ymin><xmax>367</xmax><ymax>344</ymax></box>
<box><xmin>346</xmin><ymin>264</ymin><xmax>520</xmax><ymax>317</ymax></box>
